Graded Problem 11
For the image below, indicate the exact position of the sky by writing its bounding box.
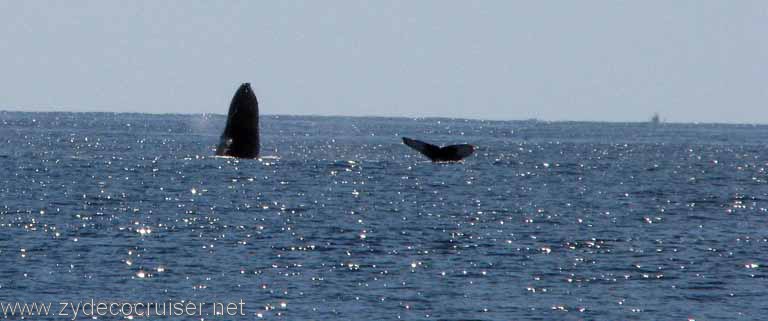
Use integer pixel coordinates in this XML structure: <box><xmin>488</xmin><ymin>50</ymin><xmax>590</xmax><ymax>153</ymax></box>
<box><xmin>0</xmin><ymin>1</ymin><xmax>766</xmax><ymax>123</ymax></box>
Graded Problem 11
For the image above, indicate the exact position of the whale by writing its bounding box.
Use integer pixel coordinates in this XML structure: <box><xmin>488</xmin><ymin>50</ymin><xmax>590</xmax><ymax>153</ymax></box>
<box><xmin>215</xmin><ymin>83</ymin><xmax>260</xmax><ymax>158</ymax></box>
<box><xmin>401</xmin><ymin>137</ymin><xmax>475</xmax><ymax>162</ymax></box>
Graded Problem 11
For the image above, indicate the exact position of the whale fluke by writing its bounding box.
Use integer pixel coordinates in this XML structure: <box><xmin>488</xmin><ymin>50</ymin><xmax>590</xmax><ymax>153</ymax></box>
<box><xmin>216</xmin><ymin>83</ymin><xmax>260</xmax><ymax>158</ymax></box>
<box><xmin>402</xmin><ymin>137</ymin><xmax>475</xmax><ymax>162</ymax></box>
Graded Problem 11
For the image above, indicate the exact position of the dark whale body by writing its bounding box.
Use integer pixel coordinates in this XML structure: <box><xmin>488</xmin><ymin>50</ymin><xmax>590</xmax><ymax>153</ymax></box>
<box><xmin>215</xmin><ymin>83</ymin><xmax>260</xmax><ymax>158</ymax></box>
<box><xmin>402</xmin><ymin>137</ymin><xmax>475</xmax><ymax>162</ymax></box>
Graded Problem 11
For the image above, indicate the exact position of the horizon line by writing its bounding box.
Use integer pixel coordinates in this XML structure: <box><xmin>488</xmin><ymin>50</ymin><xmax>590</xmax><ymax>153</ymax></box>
<box><xmin>1</xmin><ymin>108</ymin><xmax>764</xmax><ymax>126</ymax></box>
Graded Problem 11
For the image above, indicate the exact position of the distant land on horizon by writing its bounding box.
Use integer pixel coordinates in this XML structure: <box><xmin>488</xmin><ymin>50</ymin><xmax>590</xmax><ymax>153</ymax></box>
<box><xmin>3</xmin><ymin>108</ymin><xmax>768</xmax><ymax>126</ymax></box>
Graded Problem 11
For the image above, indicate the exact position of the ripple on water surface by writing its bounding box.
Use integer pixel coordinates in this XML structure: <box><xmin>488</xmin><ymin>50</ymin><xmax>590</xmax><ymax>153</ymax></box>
<box><xmin>1</xmin><ymin>112</ymin><xmax>768</xmax><ymax>319</ymax></box>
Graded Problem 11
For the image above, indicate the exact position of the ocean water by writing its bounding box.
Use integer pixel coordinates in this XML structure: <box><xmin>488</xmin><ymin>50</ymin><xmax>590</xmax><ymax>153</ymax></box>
<box><xmin>1</xmin><ymin>111</ymin><xmax>768</xmax><ymax>320</ymax></box>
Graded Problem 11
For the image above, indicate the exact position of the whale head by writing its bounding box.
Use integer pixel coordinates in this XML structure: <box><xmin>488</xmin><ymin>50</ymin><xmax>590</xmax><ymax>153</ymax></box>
<box><xmin>231</xmin><ymin>83</ymin><xmax>258</xmax><ymax>115</ymax></box>
<box><xmin>215</xmin><ymin>82</ymin><xmax>260</xmax><ymax>158</ymax></box>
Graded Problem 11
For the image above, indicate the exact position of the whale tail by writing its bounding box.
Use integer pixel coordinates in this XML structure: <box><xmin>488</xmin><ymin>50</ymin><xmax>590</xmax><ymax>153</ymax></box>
<box><xmin>216</xmin><ymin>83</ymin><xmax>260</xmax><ymax>158</ymax></box>
<box><xmin>402</xmin><ymin>137</ymin><xmax>475</xmax><ymax>162</ymax></box>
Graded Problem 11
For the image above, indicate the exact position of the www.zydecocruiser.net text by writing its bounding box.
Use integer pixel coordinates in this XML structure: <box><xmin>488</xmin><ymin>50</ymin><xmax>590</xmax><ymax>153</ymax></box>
<box><xmin>1</xmin><ymin>299</ymin><xmax>246</xmax><ymax>319</ymax></box>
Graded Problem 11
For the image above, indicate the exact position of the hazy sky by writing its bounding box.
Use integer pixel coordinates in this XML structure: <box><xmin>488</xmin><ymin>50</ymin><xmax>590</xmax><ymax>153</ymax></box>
<box><xmin>1</xmin><ymin>1</ymin><xmax>766</xmax><ymax>122</ymax></box>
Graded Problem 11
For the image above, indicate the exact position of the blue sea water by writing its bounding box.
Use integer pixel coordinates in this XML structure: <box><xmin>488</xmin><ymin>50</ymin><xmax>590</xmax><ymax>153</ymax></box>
<box><xmin>1</xmin><ymin>111</ymin><xmax>768</xmax><ymax>320</ymax></box>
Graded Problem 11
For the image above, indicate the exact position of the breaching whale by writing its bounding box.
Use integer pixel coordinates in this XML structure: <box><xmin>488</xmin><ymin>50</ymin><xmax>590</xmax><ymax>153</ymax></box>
<box><xmin>401</xmin><ymin>137</ymin><xmax>475</xmax><ymax>162</ymax></box>
<box><xmin>215</xmin><ymin>83</ymin><xmax>260</xmax><ymax>158</ymax></box>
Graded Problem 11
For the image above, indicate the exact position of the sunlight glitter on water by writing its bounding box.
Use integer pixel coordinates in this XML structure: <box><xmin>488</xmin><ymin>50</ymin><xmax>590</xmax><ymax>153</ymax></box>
<box><xmin>3</xmin><ymin>113</ymin><xmax>768</xmax><ymax>319</ymax></box>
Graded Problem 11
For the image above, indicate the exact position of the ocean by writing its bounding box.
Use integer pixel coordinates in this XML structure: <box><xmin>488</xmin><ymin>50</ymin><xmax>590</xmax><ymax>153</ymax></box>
<box><xmin>1</xmin><ymin>111</ymin><xmax>767</xmax><ymax>320</ymax></box>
